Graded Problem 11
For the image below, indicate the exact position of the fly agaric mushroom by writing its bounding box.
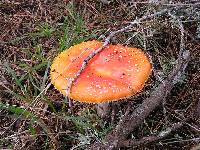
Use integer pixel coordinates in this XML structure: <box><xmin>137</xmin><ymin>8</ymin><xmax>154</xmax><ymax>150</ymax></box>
<box><xmin>50</xmin><ymin>40</ymin><xmax>151</xmax><ymax>104</ymax></box>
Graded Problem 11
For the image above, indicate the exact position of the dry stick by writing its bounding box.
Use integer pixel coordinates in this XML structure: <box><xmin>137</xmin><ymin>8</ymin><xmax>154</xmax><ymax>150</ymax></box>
<box><xmin>89</xmin><ymin>50</ymin><xmax>190</xmax><ymax>150</ymax></box>
<box><xmin>119</xmin><ymin>121</ymin><xmax>183</xmax><ymax>147</ymax></box>
<box><xmin>65</xmin><ymin>24</ymin><xmax>132</xmax><ymax>96</ymax></box>
<box><xmin>88</xmin><ymin>10</ymin><xmax>190</xmax><ymax>150</ymax></box>
<box><xmin>65</xmin><ymin>8</ymin><xmax>171</xmax><ymax>96</ymax></box>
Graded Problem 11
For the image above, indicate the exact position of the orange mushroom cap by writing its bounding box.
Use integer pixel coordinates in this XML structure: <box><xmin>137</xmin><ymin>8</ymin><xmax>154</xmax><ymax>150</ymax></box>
<box><xmin>50</xmin><ymin>40</ymin><xmax>151</xmax><ymax>103</ymax></box>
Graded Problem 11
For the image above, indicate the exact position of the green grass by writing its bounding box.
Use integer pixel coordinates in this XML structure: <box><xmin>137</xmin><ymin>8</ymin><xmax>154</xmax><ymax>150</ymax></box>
<box><xmin>0</xmin><ymin>102</ymin><xmax>58</xmax><ymax>149</ymax></box>
<box><xmin>0</xmin><ymin>102</ymin><xmax>38</xmax><ymax>146</ymax></box>
<box><xmin>2</xmin><ymin>2</ymin><xmax>100</xmax><ymax>111</ymax></box>
<box><xmin>0</xmin><ymin>2</ymin><xmax>108</xmax><ymax>149</ymax></box>
<box><xmin>57</xmin><ymin>11</ymin><xmax>94</xmax><ymax>51</ymax></box>
<box><xmin>3</xmin><ymin>4</ymin><xmax>88</xmax><ymax>100</ymax></box>
<box><xmin>37</xmin><ymin>23</ymin><xmax>55</xmax><ymax>38</ymax></box>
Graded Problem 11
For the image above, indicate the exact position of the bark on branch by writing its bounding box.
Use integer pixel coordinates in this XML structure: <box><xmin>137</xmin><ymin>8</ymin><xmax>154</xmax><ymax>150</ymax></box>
<box><xmin>119</xmin><ymin>121</ymin><xmax>183</xmax><ymax>147</ymax></box>
<box><xmin>88</xmin><ymin>7</ymin><xmax>191</xmax><ymax>150</ymax></box>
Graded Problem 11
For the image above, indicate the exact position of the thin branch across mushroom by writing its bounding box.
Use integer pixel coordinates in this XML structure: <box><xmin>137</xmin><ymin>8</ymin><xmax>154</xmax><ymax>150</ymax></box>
<box><xmin>50</xmin><ymin>40</ymin><xmax>151</xmax><ymax>103</ymax></box>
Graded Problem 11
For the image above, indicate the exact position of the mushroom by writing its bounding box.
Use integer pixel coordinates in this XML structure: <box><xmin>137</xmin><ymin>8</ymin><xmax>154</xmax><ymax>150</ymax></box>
<box><xmin>50</xmin><ymin>40</ymin><xmax>151</xmax><ymax>116</ymax></box>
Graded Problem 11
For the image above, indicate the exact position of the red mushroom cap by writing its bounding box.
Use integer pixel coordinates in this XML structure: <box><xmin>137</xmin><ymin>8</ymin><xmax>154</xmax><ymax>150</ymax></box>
<box><xmin>50</xmin><ymin>40</ymin><xmax>151</xmax><ymax>103</ymax></box>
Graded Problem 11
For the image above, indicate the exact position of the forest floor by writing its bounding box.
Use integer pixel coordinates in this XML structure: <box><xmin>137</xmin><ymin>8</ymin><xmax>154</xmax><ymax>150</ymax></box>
<box><xmin>0</xmin><ymin>1</ymin><xmax>200</xmax><ymax>149</ymax></box>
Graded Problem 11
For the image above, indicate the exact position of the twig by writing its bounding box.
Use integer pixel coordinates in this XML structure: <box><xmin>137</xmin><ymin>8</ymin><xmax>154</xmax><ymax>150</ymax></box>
<box><xmin>65</xmin><ymin>7</ymin><xmax>172</xmax><ymax>96</ymax></box>
<box><xmin>119</xmin><ymin>122</ymin><xmax>183</xmax><ymax>147</ymax></box>
<box><xmin>65</xmin><ymin>24</ymin><xmax>132</xmax><ymax>96</ymax></box>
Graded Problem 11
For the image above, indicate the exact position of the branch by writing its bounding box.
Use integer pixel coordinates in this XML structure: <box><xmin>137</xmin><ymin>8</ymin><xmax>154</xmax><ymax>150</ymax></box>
<box><xmin>119</xmin><ymin>121</ymin><xmax>183</xmax><ymax>147</ymax></box>
<box><xmin>65</xmin><ymin>7</ymin><xmax>173</xmax><ymax>96</ymax></box>
<box><xmin>89</xmin><ymin>46</ymin><xmax>190</xmax><ymax>150</ymax></box>
<box><xmin>88</xmin><ymin>8</ymin><xmax>191</xmax><ymax>150</ymax></box>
